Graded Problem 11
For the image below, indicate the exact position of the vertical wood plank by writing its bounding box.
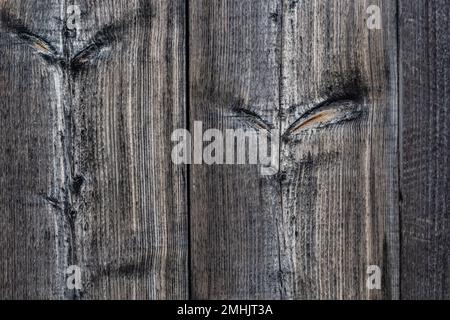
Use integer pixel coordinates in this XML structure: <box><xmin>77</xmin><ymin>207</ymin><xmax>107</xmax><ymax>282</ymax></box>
<box><xmin>189</xmin><ymin>0</ymin><xmax>283</xmax><ymax>299</ymax></box>
<box><xmin>0</xmin><ymin>0</ymin><xmax>188</xmax><ymax>299</ymax></box>
<box><xmin>67</xmin><ymin>0</ymin><xmax>188</xmax><ymax>299</ymax></box>
<box><xmin>280</xmin><ymin>0</ymin><xmax>399</xmax><ymax>299</ymax></box>
<box><xmin>0</xmin><ymin>0</ymin><xmax>66</xmax><ymax>299</ymax></box>
<box><xmin>399</xmin><ymin>0</ymin><xmax>450</xmax><ymax>300</ymax></box>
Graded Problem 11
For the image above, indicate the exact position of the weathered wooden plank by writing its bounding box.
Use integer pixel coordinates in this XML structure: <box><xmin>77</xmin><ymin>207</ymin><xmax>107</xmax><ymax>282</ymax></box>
<box><xmin>64</xmin><ymin>0</ymin><xmax>188</xmax><ymax>299</ymax></box>
<box><xmin>399</xmin><ymin>0</ymin><xmax>450</xmax><ymax>300</ymax></box>
<box><xmin>189</xmin><ymin>0</ymin><xmax>399</xmax><ymax>300</ymax></box>
<box><xmin>280</xmin><ymin>0</ymin><xmax>399</xmax><ymax>299</ymax></box>
<box><xmin>0</xmin><ymin>0</ymin><xmax>67</xmax><ymax>299</ymax></box>
<box><xmin>0</xmin><ymin>0</ymin><xmax>188</xmax><ymax>299</ymax></box>
<box><xmin>189</xmin><ymin>0</ymin><xmax>283</xmax><ymax>299</ymax></box>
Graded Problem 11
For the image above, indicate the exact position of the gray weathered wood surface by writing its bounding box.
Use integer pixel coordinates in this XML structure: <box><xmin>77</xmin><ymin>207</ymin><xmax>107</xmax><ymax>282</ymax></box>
<box><xmin>399</xmin><ymin>0</ymin><xmax>450</xmax><ymax>300</ymax></box>
<box><xmin>189</xmin><ymin>0</ymin><xmax>400</xmax><ymax>300</ymax></box>
<box><xmin>0</xmin><ymin>0</ymin><xmax>188</xmax><ymax>299</ymax></box>
<box><xmin>0</xmin><ymin>0</ymin><xmax>448</xmax><ymax>300</ymax></box>
<box><xmin>278</xmin><ymin>0</ymin><xmax>399</xmax><ymax>299</ymax></box>
<box><xmin>189</xmin><ymin>0</ymin><xmax>282</xmax><ymax>299</ymax></box>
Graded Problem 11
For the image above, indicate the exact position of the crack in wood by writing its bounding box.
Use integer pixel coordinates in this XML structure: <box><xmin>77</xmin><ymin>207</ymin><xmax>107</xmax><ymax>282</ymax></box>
<box><xmin>231</xmin><ymin>106</ymin><xmax>273</xmax><ymax>132</ymax></box>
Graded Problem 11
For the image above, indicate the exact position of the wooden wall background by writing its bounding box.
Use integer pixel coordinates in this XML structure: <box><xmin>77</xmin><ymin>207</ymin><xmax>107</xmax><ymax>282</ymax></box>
<box><xmin>0</xmin><ymin>0</ymin><xmax>448</xmax><ymax>300</ymax></box>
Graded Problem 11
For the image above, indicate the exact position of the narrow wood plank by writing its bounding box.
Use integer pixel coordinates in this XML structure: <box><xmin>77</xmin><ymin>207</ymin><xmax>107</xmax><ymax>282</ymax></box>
<box><xmin>189</xmin><ymin>0</ymin><xmax>283</xmax><ymax>299</ymax></box>
<box><xmin>0</xmin><ymin>0</ymin><xmax>67</xmax><ymax>299</ymax></box>
<box><xmin>66</xmin><ymin>0</ymin><xmax>188</xmax><ymax>299</ymax></box>
<box><xmin>399</xmin><ymin>0</ymin><xmax>450</xmax><ymax>300</ymax></box>
<box><xmin>280</xmin><ymin>0</ymin><xmax>399</xmax><ymax>299</ymax></box>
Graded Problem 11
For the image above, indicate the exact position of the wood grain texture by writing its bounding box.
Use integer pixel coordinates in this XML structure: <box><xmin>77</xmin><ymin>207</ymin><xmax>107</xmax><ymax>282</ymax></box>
<box><xmin>0</xmin><ymin>0</ymin><xmax>66</xmax><ymax>300</ymax></box>
<box><xmin>0</xmin><ymin>0</ymin><xmax>188</xmax><ymax>299</ymax></box>
<box><xmin>0</xmin><ymin>0</ymin><xmax>448</xmax><ymax>301</ymax></box>
<box><xmin>279</xmin><ymin>0</ymin><xmax>399</xmax><ymax>299</ymax></box>
<box><xmin>68</xmin><ymin>0</ymin><xmax>188</xmax><ymax>300</ymax></box>
<box><xmin>189</xmin><ymin>0</ymin><xmax>283</xmax><ymax>299</ymax></box>
<box><xmin>189</xmin><ymin>0</ymin><xmax>399</xmax><ymax>299</ymax></box>
<box><xmin>399</xmin><ymin>0</ymin><xmax>450</xmax><ymax>300</ymax></box>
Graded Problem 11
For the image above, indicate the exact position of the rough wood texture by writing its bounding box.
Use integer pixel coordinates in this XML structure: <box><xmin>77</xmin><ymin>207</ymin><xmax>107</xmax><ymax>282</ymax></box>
<box><xmin>189</xmin><ymin>0</ymin><xmax>399</xmax><ymax>299</ymax></box>
<box><xmin>0</xmin><ymin>0</ymin><xmax>188</xmax><ymax>299</ymax></box>
<box><xmin>279</xmin><ymin>0</ymin><xmax>399</xmax><ymax>299</ymax></box>
<box><xmin>399</xmin><ymin>0</ymin><xmax>450</xmax><ymax>300</ymax></box>
<box><xmin>189</xmin><ymin>0</ymin><xmax>282</xmax><ymax>299</ymax></box>
<box><xmin>0</xmin><ymin>0</ymin><xmax>66</xmax><ymax>299</ymax></box>
<box><xmin>0</xmin><ymin>0</ymin><xmax>448</xmax><ymax>300</ymax></box>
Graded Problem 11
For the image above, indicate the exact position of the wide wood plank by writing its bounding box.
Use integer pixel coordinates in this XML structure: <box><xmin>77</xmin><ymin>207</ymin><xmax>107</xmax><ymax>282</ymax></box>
<box><xmin>0</xmin><ymin>0</ymin><xmax>188</xmax><ymax>299</ymax></box>
<box><xmin>189</xmin><ymin>0</ymin><xmax>399</xmax><ymax>299</ymax></box>
<box><xmin>399</xmin><ymin>0</ymin><xmax>450</xmax><ymax>300</ymax></box>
